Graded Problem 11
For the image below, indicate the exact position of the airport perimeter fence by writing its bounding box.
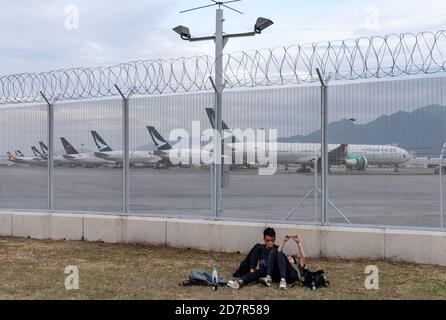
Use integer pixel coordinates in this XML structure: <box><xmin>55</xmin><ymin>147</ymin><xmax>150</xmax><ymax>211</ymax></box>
<box><xmin>0</xmin><ymin>30</ymin><xmax>446</xmax><ymax>231</ymax></box>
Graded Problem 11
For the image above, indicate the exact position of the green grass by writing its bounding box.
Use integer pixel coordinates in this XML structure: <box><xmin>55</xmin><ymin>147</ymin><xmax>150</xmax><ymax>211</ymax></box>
<box><xmin>0</xmin><ymin>237</ymin><xmax>445</xmax><ymax>300</ymax></box>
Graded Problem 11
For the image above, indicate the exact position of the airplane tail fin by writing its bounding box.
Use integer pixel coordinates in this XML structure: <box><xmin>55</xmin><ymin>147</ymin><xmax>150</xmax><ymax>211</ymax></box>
<box><xmin>7</xmin><ymin>151</ymin><xmax>16</xmax><ymax>162</ymax></box>
<box><xmin>205</xmin><ymin>107</ymin><xmax>238</xmax><ymax>143</ymax></box>
<box><xmin>39</xmin><ymin>141</ymin><xmax>48</xmax><ymax>155</ymax></box>
<box><xmin>205</xmin><ymin>107</ymin><xmax>231</xmax><ymax>131</ymax></box>
<box><xmin>31</xmin><ymin>146</ymin><xmax>42</xmax><ymax>156</ymax></box>
<box><xmin>60</xmin><ymin>137</ymin><xmax>79</xmax><ymax>155</ymax></box>
<box><xmin>91</xmin><ymin>131</ymin><xmax>113</xmax><ymax>152</ymax></box>
<box><xmin>15</xmin><ymin>150</ymin><xmax>24</xmax><ymax>158</ymax></box>
<box><xmin>146</xmin><ymin>126</ymin><xmax>172</xmax><ymax>151</ymax></box>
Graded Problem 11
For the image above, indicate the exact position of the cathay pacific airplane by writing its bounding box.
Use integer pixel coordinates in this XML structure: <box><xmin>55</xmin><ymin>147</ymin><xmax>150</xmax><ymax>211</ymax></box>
<box><xmin>147</xmin><ymin>126</ymin><xmax>214</xmax><ymax>166</ymax></box>
<box><xmin>34</xmin><ymin>141</ymin><xmax>74</xmax><ymax>166</ymax></box>
<box><xmin>204</xmin><ymin>108</ymin><xmax>412</xmax><ymax>171</ymax></box>
<box><xmin>91</xmin><ymin>131</ymin><xmax>162</xmax><ymax>165</ymax></box>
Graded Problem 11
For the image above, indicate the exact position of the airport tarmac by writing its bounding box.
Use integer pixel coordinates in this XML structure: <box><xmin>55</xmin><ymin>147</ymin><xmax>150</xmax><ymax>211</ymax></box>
<box><xmin>0</xmin><ymin>166</ymin><xmax>444</xmax><ymax>229</ymax></box>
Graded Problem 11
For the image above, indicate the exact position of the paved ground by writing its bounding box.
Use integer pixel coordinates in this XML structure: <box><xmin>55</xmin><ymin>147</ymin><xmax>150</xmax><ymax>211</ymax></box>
<box><xmin>0</xmin><ymin>166</ymin><xmax>444</xmax><ymax>228</ymax></box>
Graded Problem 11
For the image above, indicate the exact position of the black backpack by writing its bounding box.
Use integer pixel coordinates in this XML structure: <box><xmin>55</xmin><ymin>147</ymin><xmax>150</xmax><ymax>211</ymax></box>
<box><xmin>179</xmin><ymin>269</ymin><xmax>228</xmax><ymax>287</ymax></box>
<box><xmin>300</xmin><ymin>269</ymin><xmax>329</xmax><ymax>290</ymax></box>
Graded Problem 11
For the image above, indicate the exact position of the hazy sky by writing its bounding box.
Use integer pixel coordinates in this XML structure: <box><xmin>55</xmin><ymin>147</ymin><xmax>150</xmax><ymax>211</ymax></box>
<box><xmin>1</xmin><ymin>1</ymin><xmax>446</xmax><ymax>157</ymax></box>
<box><xmin>1</xmin><ymin>0</ymin><xmax>446</xmax><ymax>75</ymax></box>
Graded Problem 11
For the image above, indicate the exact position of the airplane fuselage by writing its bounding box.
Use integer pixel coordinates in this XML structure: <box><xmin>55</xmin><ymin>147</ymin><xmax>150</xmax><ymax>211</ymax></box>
<box><xmin>94</xmin><ymin>150</ymin><xmax>162</xmax><ymax>164</ymax></box>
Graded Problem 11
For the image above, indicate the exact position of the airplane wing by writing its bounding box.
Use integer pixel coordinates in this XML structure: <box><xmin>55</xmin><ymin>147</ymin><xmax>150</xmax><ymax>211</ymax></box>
<box><xmin>94</xmin><ymin>152</ymin><xmax>109</xmax><ymax>159</ymax></box>
<box><xmin>328</xmin><ymin>144</ymin><xmax>348</xmax><ymax>165</ymax></box>
<box><xmin>296</xmin><ymin>155</ymin><xmax>318</xmax><ymax>164</ymax></box>
<box><xmin>153</xmin><ymin>149</ymin><xmax>169</xmax><ymax>158</ymax></box>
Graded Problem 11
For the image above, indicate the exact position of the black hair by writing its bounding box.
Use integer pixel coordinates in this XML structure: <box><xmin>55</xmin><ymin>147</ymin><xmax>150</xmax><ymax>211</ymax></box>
<box><xmin>290</xmin><ymin>255</ymin><xmax>298</xmax><ymax>265</ymax></box>
<box><xmin>263</xmin><ymin>227</ymin><xmax>276</xmax><ymax>238</ymax></box>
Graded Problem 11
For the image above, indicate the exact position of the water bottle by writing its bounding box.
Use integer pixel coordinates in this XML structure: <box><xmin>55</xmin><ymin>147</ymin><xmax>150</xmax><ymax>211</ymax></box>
<box><xmin>212</xmin><ymin>267</ymin><xmax>219</xmax><ymax>291</ymax></box>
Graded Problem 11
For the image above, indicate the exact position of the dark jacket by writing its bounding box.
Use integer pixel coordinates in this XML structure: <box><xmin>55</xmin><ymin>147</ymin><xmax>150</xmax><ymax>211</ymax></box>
<box><xmin>233</xmin><ymin>243</ymin><xmax>278</xmax><ymax>277</ymax></box>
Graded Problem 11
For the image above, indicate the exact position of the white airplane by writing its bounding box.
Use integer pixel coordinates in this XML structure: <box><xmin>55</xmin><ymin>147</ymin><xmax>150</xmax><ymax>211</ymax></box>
<box><xmin>34</xmin><ymin>141</ymin><xmax>75</xmax><ymax>166</ymax></box>
<box><xmin>7</xmin><ymin>150</ymin><xmax>45</xmax><ymax>166</ymax></box>
<box><xmin>60</xmin><ymin>137</ymin><xmax>115</xmax><ymax>167</ymax></box>
<box><xmin>204</xmin><ymin>108</ymin><xmax>412</xmax><ymax>171</ymax></box>
<box><xmin>147</xmin><ymin>126</ymin><xmax>214</xmax><ymax>166</ymax></box>
<box><xmin>91</xmin><ymin>131</ymin><xmax>162</xmax><ymax>165</ymax></box>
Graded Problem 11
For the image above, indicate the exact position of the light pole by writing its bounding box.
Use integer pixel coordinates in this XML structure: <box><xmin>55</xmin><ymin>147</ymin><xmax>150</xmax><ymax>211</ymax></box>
<box><xmin>348</xmin><ymin>118</ymin><xmax>356</xmax><ymax>145</ymax></box>
<box><xmin>173</xmin><ymin>1</ymin><xmax>273</xmax><ymax>218</ymax></box>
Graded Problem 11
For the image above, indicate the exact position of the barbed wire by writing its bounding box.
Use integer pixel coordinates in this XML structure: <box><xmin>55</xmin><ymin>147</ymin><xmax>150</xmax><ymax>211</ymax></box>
<box><xmin>1</xmin><ymin>29</ymin><xmax>446</xmax><ymax>104</ymax></box>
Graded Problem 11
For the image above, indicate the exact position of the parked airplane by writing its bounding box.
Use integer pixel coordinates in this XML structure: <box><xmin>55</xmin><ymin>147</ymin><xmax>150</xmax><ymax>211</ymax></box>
<box><xmin>7</xmin><ymin>151</ymin><xmax>44</xmax><ymax>166</ymax></box>
<box><xmin>34</xmin><ymin>141</ymin><xmax>76</xmax><ymax>166</ymax></box>
<box><xmin>204</xmin><ymin>108</ymin><xmax>412</xmax><ymax>171</ymax></box>
<box><xmin>147</xmin><ymin>126</ymin><xmax>214</xmax><ymax>166</ymax></box>
<box><xmin>15</xmin><ymin>150</ymin><xmax>25</xmax><ymax>158</ymax></box>
<box><xmin>91</xmin><ymin>131</ymin><xmax>162</xmax><ymax>165</ymax></box>
<box><xmin>60</xmin><ymin>137</ymin><xmax>115</xmax><ymax>167</ymax></box>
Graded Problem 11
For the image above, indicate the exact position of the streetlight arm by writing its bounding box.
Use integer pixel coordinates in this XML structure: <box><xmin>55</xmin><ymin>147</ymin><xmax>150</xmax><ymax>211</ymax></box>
<box><xmin>189</xmin><ymin>36</ymin><xmax>216</xmax><ymax>42</ymax></box>
<box><xmin>224</xmin><ymin>31</ymin><xmax>256</xmax><ymax>39</ymax></box>
<box><xmin>185</xmin><ymin>31</ymin><xmax>256</xmax><ymax>42</ymax></box>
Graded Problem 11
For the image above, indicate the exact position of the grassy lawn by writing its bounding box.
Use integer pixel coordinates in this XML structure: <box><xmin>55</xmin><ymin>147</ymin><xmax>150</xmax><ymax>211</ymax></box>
<box><xmin>0</xmin><ymin>236</ymin><xmax>445</xmax><ymax>300</ymax></box>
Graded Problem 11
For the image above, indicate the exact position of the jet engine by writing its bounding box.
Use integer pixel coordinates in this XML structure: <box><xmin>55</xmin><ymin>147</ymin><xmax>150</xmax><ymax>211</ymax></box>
<box><xmin>345</xmin><ymin>156</ymin><xmax>368</xmax><ymax>171</ymax></box>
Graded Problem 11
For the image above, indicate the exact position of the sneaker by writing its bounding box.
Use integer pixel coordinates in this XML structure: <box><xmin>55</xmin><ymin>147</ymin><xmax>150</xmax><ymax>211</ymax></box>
<box><xmin>227</xmin><ymin>280</ymin><xmax>240</xmax><ymax>290</ymax></box>
<box><xmin>279</xmin><ymin>279</ymin><xmax>287</xmax><ymax>290</ymax></box>
<box><xmin>259</xmin><ymin>275</ymin><xmax>272</xmax><ymax>287</ymax></box>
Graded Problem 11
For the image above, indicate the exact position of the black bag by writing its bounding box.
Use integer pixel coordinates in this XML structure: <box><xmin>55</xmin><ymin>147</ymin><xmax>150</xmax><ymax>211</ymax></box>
<box><xmin>180</xmin><ymin>269</ymin><xmax>227</xmax><ymax>287</ymax></box>
<box><xmin>301</xmin><ymin>269</ymin><xmax>329</xmax><ymax>290</ymax></box>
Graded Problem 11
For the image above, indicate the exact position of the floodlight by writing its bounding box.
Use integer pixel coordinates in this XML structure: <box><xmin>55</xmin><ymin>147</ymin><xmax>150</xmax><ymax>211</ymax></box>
<box><xmin>173</xmin><ymin>25</ymin><xmax>191</xmax><ymax>40</ymax></box>
<box><xmin>254</xmin><ymin>17</ymin><xmax>273</xmax><ymax>34</ymax></box>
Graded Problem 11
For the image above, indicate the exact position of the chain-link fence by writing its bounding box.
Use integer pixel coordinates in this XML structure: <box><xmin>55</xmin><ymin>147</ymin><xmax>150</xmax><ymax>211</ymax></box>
<box><xmin>1</xmin><ymin>30</ymin><xmax>445</xmax><ymax>231</ymax></box>
<box><xmin>1</xmin><ymin>75</ymin><xmax>444</xmax><ymax>230</ymax></box>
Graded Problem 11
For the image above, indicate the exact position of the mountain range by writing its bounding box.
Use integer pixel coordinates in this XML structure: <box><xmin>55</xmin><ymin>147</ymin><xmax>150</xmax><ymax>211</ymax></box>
<box><xmin>278</xmin><ymin>104</ymin><xmax>446</xmax><ymax>157</ymax></box>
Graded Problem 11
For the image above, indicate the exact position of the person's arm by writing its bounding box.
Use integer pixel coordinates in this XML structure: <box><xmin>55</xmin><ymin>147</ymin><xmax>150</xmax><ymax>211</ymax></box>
<box><xmin>292</xmin><ymin>234</ymin><xmax>306</xmax><ymax>267</ymax></box>
<box><xmin>249</xmin><ymin>244</ymin><xmax>262</xmax><ymax>272</ymax></box>
<box><xmin>278</xmin><ymin>235</ymin><xmax>291</xmax><ymax>253</ymax></box>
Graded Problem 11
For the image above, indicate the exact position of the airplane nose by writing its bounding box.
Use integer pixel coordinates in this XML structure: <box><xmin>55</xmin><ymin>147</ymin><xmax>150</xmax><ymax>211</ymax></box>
<box><xmin>403</xmin><ymin>151</ymin><xmax>412</xmax><ymax>161</ymax></box>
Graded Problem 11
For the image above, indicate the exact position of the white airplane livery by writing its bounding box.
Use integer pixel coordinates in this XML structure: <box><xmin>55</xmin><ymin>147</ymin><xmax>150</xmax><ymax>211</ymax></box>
<box><xmin>147</xmin><ymin>126</ymin><xmax>214</xmax><ymax>166</ymax></box>
<box><xmin>60</xmin><ymin>137</ymin><xmax>115</xmax><ymax>166</ymax></box>
<box><xmin>204</xmin><ymin>108</ymin><xmax>412</xmax><ymax>171</ymax></box>
<box><xmin>91</xmin><ymin>131</ymin><xmax>162</xmax><ymax>165</ymax></box>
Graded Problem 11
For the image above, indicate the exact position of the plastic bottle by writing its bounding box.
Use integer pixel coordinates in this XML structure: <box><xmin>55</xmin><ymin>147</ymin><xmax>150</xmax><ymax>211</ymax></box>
<box><xmin>212</xmin><ymin>267</ymin><xmax>218</xmax><ymax>291</ymax></box>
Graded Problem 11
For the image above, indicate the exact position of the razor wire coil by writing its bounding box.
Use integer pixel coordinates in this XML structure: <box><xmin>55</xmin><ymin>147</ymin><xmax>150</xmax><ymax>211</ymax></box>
<box><xmin>1</xmin><ymin>30</ymin><xmax>446</xmax><ymax>104</ymax></box>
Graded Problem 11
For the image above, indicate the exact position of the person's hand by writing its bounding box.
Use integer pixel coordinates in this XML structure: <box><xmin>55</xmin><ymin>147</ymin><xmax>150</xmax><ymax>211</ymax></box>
<box><xmin>283</xmin><ymin>234</ymin><xmax>292</xmax><ymax>242</ymax></box>
<box><xmin>292</xmin><ymin>234</ymin><xmax>300</xmax><ymax>243</ymax></box>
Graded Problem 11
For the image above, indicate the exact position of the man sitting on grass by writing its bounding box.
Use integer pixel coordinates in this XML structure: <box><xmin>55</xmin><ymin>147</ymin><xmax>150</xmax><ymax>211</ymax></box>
<box><xmin>227</xmin><ymin>227</ymin><xmax>278</xmax><ymax>290</ymax></box>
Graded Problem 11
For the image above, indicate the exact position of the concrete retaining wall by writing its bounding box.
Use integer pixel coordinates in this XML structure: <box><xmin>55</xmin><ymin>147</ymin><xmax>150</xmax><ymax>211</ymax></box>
<box><xmin>0</xmin><ymin>211</ymin><xmax>445</xmax><ymax>266</ymax></box>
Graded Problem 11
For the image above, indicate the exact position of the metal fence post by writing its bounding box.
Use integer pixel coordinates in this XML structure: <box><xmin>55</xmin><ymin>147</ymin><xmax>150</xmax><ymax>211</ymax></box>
<box><xmin>115</xmin><ymin>86</ymin><xmax>130</xmax><ymax>215</ymax></box>
<box><xmin>40</xmin><ymin>92</ymin><xmax>54</xmax><ymax>212</ymax></box>
<box><xmin>316</xmin><ymin>69</ymin><xmax>328</xmax><ymax>225</ymax></box>
<box><xmin>439</xmin><ymin>143</ymin><xmax>446</xmax><ymax>229</ymax></box>
<box><xmin>440</xmin><ymin>155</ymin><xmax>444</xmax><ymax>229</ymax></box>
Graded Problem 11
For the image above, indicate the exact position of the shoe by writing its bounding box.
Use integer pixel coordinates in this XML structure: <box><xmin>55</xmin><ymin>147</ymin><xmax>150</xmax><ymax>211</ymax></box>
<box><xmin>259</xmin><ymin>275</ymin><xmax>272</xmax><ymax>287</ymax></box>
<box><xmin>279</xmin><ymin>279</ymin><xmax>287</xmax><ymax>290</ymax></box>
<box><xmin>227</xmin><ymin>280</ymin><xmax>240</xmax><ymax>290</ymax></box>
